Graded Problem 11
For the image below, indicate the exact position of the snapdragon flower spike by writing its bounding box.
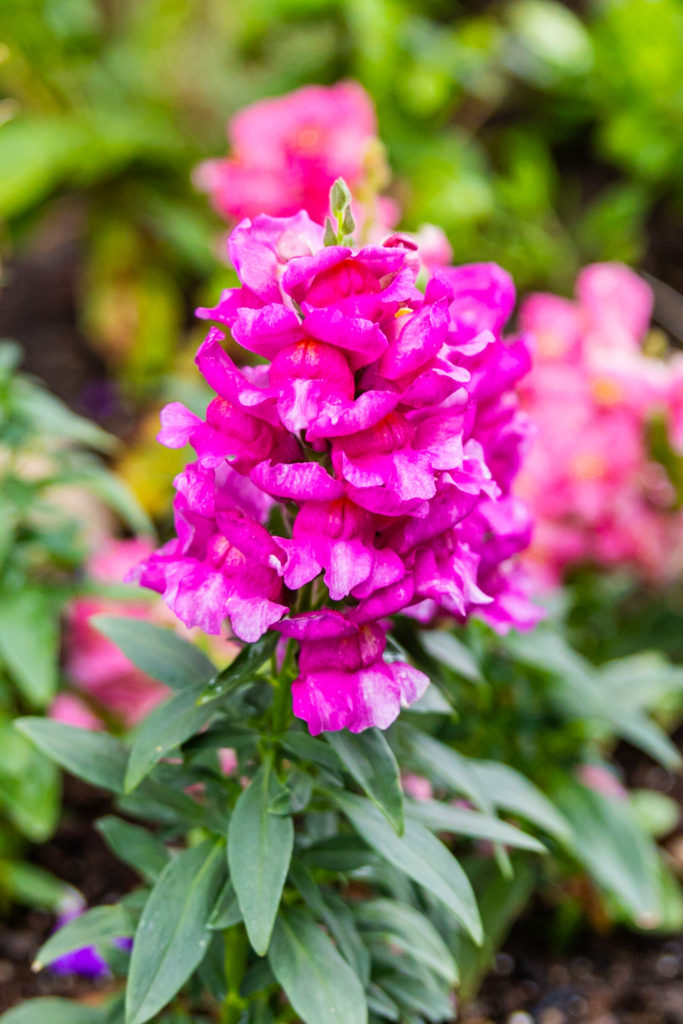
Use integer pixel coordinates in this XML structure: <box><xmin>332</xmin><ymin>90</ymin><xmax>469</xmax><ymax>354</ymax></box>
<box><xmin>517</xmin><ymin>262</ymin><xmax>683</xmax><ymax>586</ymax></box>
<box><xmin>133</xmin><ymin>203</ymin><xmax>536</xmax><ymax>733</ymax></box>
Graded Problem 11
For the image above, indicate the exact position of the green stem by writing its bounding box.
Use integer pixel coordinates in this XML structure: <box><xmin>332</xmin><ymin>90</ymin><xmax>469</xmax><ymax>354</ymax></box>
<box><xmin>221</xmin><ymin>923</ymin><xmax>248</xmax><ymax>1024</ymax></box>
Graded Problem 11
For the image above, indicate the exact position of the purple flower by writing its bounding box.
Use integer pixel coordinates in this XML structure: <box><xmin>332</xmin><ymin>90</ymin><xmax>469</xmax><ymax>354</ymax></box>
<box><xmin>49</xmin><ymin>897</ymin><xmax>132</xmax><ymax>979</ymax></box>
<box><xmin>133</xmin><ymin>208</ymin><xmax>536</xmax><ymax>732</ymax></box>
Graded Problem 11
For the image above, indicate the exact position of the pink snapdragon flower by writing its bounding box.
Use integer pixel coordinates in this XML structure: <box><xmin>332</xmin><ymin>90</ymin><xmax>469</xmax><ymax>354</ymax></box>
<box><xmin>132</xmin><ymin>206</ymin><xmax>536</xmax><ymax>734</ymax></box>
<box><xmin>195</xmin><ymin>82</ymin><xmax>397</xmax><ymax>235</ymax></box>
<box><xmin>517</xmin><ymin>263</ymin><xmax>683</xmax><ymax>586</ymax></box>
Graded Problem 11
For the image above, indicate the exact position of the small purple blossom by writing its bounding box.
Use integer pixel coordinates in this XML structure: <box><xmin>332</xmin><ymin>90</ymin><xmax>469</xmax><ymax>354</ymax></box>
<box><xmin>49</xmin><ymin>896</ymin><xmax>132</xmax><ymax>979</ymax></box>
<box><xmin>132</xmin><ymin>207</ymin><xmax>537</xmax><ymax>734</ymax></box>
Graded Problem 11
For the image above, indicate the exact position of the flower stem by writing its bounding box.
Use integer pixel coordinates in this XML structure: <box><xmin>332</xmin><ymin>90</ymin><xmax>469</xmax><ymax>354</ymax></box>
<box><xmin>221</xmin><ymin>923</ymin><xmax>248</xmax><ymax>1024</ymax></box>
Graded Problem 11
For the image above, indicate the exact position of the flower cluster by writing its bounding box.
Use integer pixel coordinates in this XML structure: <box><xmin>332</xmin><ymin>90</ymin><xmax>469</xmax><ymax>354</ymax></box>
<box><xmin>517</xmin><ymin>263</ymin><xmax>683</xmax><ymax>586</ymax></box>
<box><xmin>132</xmin><ymin>208</ymin><xmax>536</xmax><ymax>734</ymax></box>
<box><xmin>195</xmin><ymin>81</ymin><xmax>398</xmax><ymax>233</ymax></box>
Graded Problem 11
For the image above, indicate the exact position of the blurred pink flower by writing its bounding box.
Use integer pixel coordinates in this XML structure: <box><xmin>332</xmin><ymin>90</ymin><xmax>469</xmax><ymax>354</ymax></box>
<box><xmin>61</xmin><ymin>538</ymin><xmax>169</xmax><ymax>728</ymax></box>
<box><xmin>50</xmin><ymin>693</ymin><xmax>104</xmax><ymax>732</ymax></box>
<box><xmin>517</xmin><ymin>262</ymin><xmax>683</xmax><ymax>586</ymax></box>
<box><xmin>195</xmin><ymin>81</ymin><xmax>397</xmax><ymax>235</ymax></box>
<box><xmin>578</xmin><ymin>763</ymin><xmax>627</xmax><ymax>800</ymax></box>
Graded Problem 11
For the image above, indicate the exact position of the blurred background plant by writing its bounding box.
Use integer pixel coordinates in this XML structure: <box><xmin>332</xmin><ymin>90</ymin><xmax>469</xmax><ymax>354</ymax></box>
<box><xmin>0</xmin><ymin>341</ymin><xmax>150</xmax><ymax>913</ymax></box>
<box><xmin>1</xmin><ymin>0</ymin><xmax>682</xmax><ymax>393</ymax></box>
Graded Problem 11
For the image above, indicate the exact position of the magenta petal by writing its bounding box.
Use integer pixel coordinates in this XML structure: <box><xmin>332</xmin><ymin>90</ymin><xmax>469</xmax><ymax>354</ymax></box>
<box><xmin>251</xmin><ymin>459</ymin><xmax>344</xmax><ymax>501</ymax></box>
<box><xmin>304</xmin><ymin>308</ymin><xmax>389</xmax><ymax>369</ymax></box>
<box><xmin>226</xmin><ymin>595</ymin><xmax>287</xmax><ymax>643</ymax></box>
<box><xmin>277</xmin><ymin>610</ymin><xmax>358</xmax><ymax>641</ymax></box>
<box><xmin>232</xmin><ymin>304</ymin><xmax>303</xmax><ymax>360</ymax></box>
<box><xmin>276</xmin><ymin>537</ymin><xmax>322</xmax><ymax>591</ymax></box>
<box><xmin>306</xmin><ymin>389</ymin><xmax>398</xmax><ymax>441</ymax></box>
<box><xmin>157</xmin><ymin>403</ymin><xmax>202</xmax><ymax>448</ymax></box>
<box><xmin>379</xmin><ymin>301</ymin><xmax>449</xmax><ymax>380</ymax></box>
<box><xmin>228</xmin><ymin>213</ymin><xmax>325</xmax><ymax>301</ymax></box>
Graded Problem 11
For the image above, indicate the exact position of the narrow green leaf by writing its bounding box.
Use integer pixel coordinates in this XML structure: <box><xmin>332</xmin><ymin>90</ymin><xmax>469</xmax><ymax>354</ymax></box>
<box><xmin>228</xmin><ymin>762</ymin><xmax>294</xmax><ymax>955</ymax></box>
<box><xmin>199</xmin><ymin>631</ymin><xmax>277</xmax><ymax>704</ymax></box>
<box><xmin>268</xmin><ymin>906</ymin><xmax>368</xmax><ymax>1024</ymax></box>
<box><xmin>126</xmin><ymin>839</ymin><xmax>226</xmax><ymax>1024</ymax></box>
<box><xmin>454</xmin><ymin>856</ymin><xmax>537</xmax><ymax>1002</ymax></box>
<box><xmin>0</xmin><ymin>999</ymin><xmax>106</xmax><ymax>1024</ymax></box>
<box><xmin>96</xmin><ymin>817</ymin><xmax>170</xmax><ymax>883</ymax></box>
<box><xmin>0</xmin><ymin>862</ymin><xmax>69</xmax><ymax>910</ymax></box>
<box><xmin>552</xmin><ymin>779</ymin><xmax>661</xmax><ymax>924</ymax></box>
<box><xmin>325</xmin><ymin>728</ymin><xmax>404</xmax><ymax>833</ymax></box>
<box><xmin>207</xmin><ymin>879</ymin><xmax>242</xmax><ymax>929</ymax></box>
<box><xmin>406</xmin><ymin>800</ymin><xmax>547</xmax><ymax>853</ymax></box>
<box><xmin>16</xmin><ymin>719</ymin><xmax>127</xmax><ymax>792</ymax></box>
<box><xmin>92</xmin><ymin>616</ymin><xmax>216</xmax><ymax>690</ymax></box>
<box><xmin>398</xmin><ymin>726</ymin><xmax>494</xmax><ymax>813</ymax></box>
<box><xmin>420</xmin><ymin>631</ymin><xmax>484</xmax><ymax>684</ymax></box>
<box><xmin>36</xmin><ymin>904</ymin><xmax>133</xmax><ymax>969</ymax></box>
<box><xmin>355</xmin><ymin>898</ymin><xmax>458</xmax><ymax>985</ymax></box>
<box><xmin>17</xmin><ymin>378</ymin><xmax>115</xmax><ymax>451</ymax></box>
<box><xmin>72</xmin><ymin>464</ymin><xmax>153</xmax><ymax>536</ymax></box>
<box><xmin>281</xmin><ymin>732</ymin><xmax>343</xmax><ymax>772</ymax></box>
<box><xmin>0</xmin><ymin>589</ymin><xmax>59</xmax><ymax>707</ymax></box>
<box><xmin>331</xmin><ymin>790</ymin><xmax>482</xmax><ymax>944</ymax></box>
<box><xmin>471</xmin><ymin>761</ymin><xmax>571</xmax><ymax>840</ymax></box>
<box><xmin>125</xmin><ymin>680</ymin><xmax>219</xmax><ymax>792</ymax></box>
<box><xmin>290</xmin><ymin>865</ymin><xmax>370</xmax><ymax>983</ymax></box>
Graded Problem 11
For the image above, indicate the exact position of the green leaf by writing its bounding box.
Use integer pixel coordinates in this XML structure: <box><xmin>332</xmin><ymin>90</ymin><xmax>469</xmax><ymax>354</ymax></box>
<box><xmin>331</xmin><ymin>790</ymin><xmax>482</xmax><ymax>944</ymax></box>
<box><xmin>15</xmin><ymin>378</ymin><xmax>114</xmax><ymax>452</ymax></box>
<box><xmin>36</xmin><ymin>904</ymin><xmax>134</xmax><ymax>969</ymax></box>
<box><xmin>299</xmin><ymin>835</ymin><xmax>377</xmax><ymax>872</ymax></box>
<box><xmin>16</xmin><ymin>719</ymin><xmax>127</xmax><ymax>792</ymax></box>
<box><xmin>96</xmin><ymin>817</ymin><xmax>170</xmax><ymax>883</ymax></box>
<box><xmin>208</xmin><ymin>879</ymin><xmax>242</xmax><ymax>929</ymax></box>
<box><xmin>629</xmin><ymin>789</ymin><xmax>681</xmax><ymax>838</ymax></box>
<box><xmin>268</xmin><ymin>906</ymin><xmax>368</xmax><ymax>1024</ymax></box>
<box><xmin>91</xmin><ymin>616</ymin><xmax>216</xmax><ymax>690</ymax></box>
<box><xmin>355</xmin><ymin>898</ymin><xmax>458</xmax><ymax>985</ymax></box>
<box><xmin>398</xmin><ymin>726</ymin><xmax>494</xmax><ymax>813</ymax></box>
<box><xmin>289</xmin><ymin>865</ymin><xmax>370</xmax><ymax>983</ymax></box>
<box><xmin>0</xmin><ymin>861</ymin><xmax>69</xmax><ymax>910</ymax></box>
<box><xmin>551</xmin><ymin>779</ymin><xmax>661</xmax><ymax>924</ymax></box>
<box><xmin>406</xmin><ymin>800</ymin><xmax>547</xmax><ymax>853</ymax></box>
<box><xmin>280</xmin><ymin>732</ymin><xmax>343</xmax><ymax>772</ymax></box>
<box><xmin>0</xmin><ymin>589</ymin><xmax>59</xmax><ymax>707</ymax></box>
<box><xmin>0</xmin><ymin>999</ymin><xmax>106</xmax><ymax>1024</ymax></box>
<box><xmin>0</xmin><ymin>725</ymin><xmax>60</xmax><ymax>841</ymax></box>
<box><xmin>228</xmin><ymin>761</ymin><xmax>294</xmax><ymax>955</ymax></box>
<box><xmin>420</xmin><ymin>631</ymin><xmax>485</xmax><ymax>685</ymax></box>
<box><xmin>325</xmin><ymin>728</ymin><xmax>404</xmax><ymax>834</ymax></box>
<box><xmin>199</xmin><ymin>631</ymin><xmax>277</xmax><ymax>704</ymax></box>
<box><xmin>16</xmin><ymin>719</ymin><xmax>204</xmax><ymax>827</ymax></box>
<box><xmin>126</xmin><ymin>839</ymin><xmax>226</xmax><ymax>1024</ymax></box>
<box><xmin>471</xmin><ymin>761</ymin><xmax>572</xmax><ymax>841</ymax></box>
<box><xmin>71</xmin><ymin>464</ymin><xmax>152</xmax><ymax>536</ymax></box>
<box><xmin>454</xmin><ymin>857</ymin><xmax>537</xmax><ymax>1002</ymax></box>
<box><xmin>125</xmin><ymin>679</ymin><xmax>220</xmax><ymax>792</ymax></box>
